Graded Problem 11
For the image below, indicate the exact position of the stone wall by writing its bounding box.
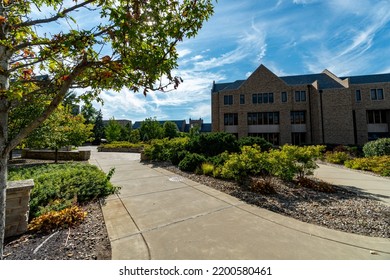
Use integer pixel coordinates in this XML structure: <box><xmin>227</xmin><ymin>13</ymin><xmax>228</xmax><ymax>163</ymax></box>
<box><xmin>21</xmin><ymin>149</ymin><xmax>91</xmax><ymax>161</ymax></box>
<box><xmin>5</xmin><ymin>180</ymin><xmax>34</xmax><ymax>238</ymax></box>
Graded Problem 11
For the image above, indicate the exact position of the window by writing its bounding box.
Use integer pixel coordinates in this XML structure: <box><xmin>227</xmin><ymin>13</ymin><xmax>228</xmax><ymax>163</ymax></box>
<box><xmin>292</xmin><ymin>132</ymin><xmax>306</xmax><ymax>145</ymax></box>
<box><xmin>252</xmin><ymin>93</ymin><xmax>274</xmax><ymax>104</ymax></box>
<box><xmin>248</xmin><ymin>133</ymin><xmax>279</xmax><ymax>146</ymax></box>
<box><xmin>291</xmin><ymin>111</ymin><xmax>306</xmax><ymax>124</ymax></box>
<box><xmin>295</xmin><ymin>90</ymin><xmax>306</xmax><ymax>102</ymax></box>
<box><xmin>240</xmin><ymin>94</ymin><xmax>245</xmax><ymax>105</ymax></box>
<box><xmin>355</xmin><ymin>90</ymin><xmax>361</xmax><ymax>102</ymax></box>
<box><xmin>371</xmin><ymin>89</ymin><xmax>384</xmax><ymax>100</ymax></box>
<box><xmin>281</xmin><ymin>92</ymin><xmax>287</xmax><ymax>103</ymax></box>
<box><xmin>224</xmin><ymin>95</ymin><xmax>233</xmax><ymax>105</ymax></box>
<box><xmin>224</xmin><ymin>113</ymin><xmax>238</xmax><ymax>126</ymax></box>
<box><xmin>247</xmin><ymin>112</ymin><xmax>280</xmax><ymax>125</ymax></box>
<box><xmin>367</xmin><ymin>110</ymin><xmax>387</xmax><ymax>124</ymax></box>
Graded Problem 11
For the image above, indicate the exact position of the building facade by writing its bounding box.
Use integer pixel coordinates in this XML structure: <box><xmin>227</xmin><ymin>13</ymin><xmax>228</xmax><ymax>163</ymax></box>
<box><xmin>211</xmin><ymin>64</ymin><xmax>390</xmax><ymax>146</ymax></box>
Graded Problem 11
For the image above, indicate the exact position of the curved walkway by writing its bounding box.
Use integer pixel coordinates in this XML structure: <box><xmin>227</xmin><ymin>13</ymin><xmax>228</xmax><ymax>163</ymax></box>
<box><xmin>86</xmin><ymin>147</ymin><xmax>390</xmax><ymax>260</ymax></box>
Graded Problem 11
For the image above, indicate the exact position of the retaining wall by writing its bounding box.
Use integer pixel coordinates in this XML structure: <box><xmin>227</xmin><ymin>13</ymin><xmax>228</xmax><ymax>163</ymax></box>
<box><xmin>21</xmin><ymin>149</ymin><xmax>91</xmax><ymax>161</ymax></box>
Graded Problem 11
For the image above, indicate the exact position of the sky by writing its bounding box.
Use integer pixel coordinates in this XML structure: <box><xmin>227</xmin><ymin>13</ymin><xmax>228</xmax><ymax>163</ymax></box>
<box><xmin>65</xmin><ymin>1</ymin><xmax>390</xmax><ymax>122</ymax></box>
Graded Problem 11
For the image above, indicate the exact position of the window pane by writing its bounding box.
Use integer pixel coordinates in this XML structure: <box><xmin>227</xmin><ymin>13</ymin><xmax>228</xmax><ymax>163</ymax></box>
<box><xmin>234</xmin><ymin>113</ymin><xmax>238</xmax><ymax>125</ymax></box>
<box><xmin>263</xmin><ymin>93</ymin><xmax>268</xmax><ymax>103</ymax></box>
<box><xmin>263</xmin><ymin>113</ymin><xmax>268</xmax><ymax>125</ymax></box>
<box><xmin>371</xmin><ymin>89</ymin><xmax>377</xmax><ymax>100</ymax></box>
<box><xmin>240</xmin><ymin>94</ymin><xmax>245</xmax><ymax>104</ymax></box>
<box><xmin>378</xmin><ymin>89</ymin><xmax>384</xmax><ymax>100</ymax></box>
<box><xmin>295</xmin><ymin>91</ymin><xmax>300</xmax><ymax>102</ymax></box>
<box><xmin>258</xmin><ymin>93</ymin><xmax>263</xmax><ymax>103</ymax></box>
<box><xmin>301</xmin><ymin>91</ymin><xmax>306</xmax><ymax>101</ymax></box>
<box><xmin>268</xmin><ymin>112</ymin><xmax>274</xmax><ymax>124</ymax></box>
<box><xmin>258</xmin><ymin>113</ymin><xmax>263</xmax><ymax>125</ymax></box>
<box><xmin>281</xmin><ymin>92</ymin><xmax>287</xmax><ymax>102</ymax></box>
<box><xmin>374</xmin><ymin>111</ymin><xmax>381</xmax><ymax>123</ymax></box>
<box><xmin>252</xmin><ymin>94</ymin><xmax>257</xmax><ymax>104</ymax></box>
<box><xmin>229</xmin><ymin>95</ymin><xmax>233</xmax><ymax>105</ymax></box>
<box><xmin>269</xmin><ymin>93</ymin><xmax>274</xmax><ymax>103</ymax></box>
<box><xmin>355</xmin><ymin>90</ymin><xmax>361</xmax><ymax>102</ymax></box>
<box><xmin>274</xmin><ymin>112</ymin><xmax>279</xmax><ymax>124</ymax></box>
<box><xmin>367</xmin><ymin>111</ymin><xmax>374</xmax><ymax>123</ymax></box>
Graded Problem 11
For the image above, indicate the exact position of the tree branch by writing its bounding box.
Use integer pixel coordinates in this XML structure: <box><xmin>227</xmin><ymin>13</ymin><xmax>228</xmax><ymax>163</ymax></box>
<box><xmin>14</xmin><ymin>0</ymin><xmax>97</xmax><ymax>28</ymax></box>
<box><xmin>3</xmin><ymin>60</ymin><xmax>89</xmax><ymax>156</ymax></box>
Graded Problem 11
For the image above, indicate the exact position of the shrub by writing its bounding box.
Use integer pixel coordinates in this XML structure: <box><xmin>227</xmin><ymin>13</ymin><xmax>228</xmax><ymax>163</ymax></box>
<box><xmin>250</xmin><ymin>178</ymin><xmax>276</xmax><ymax>195</ymax></box>
<box><xmin>178</xmin><ymin>153</ymin><xmax>206</xmax><ymax>172</ymax></box>
<box><xmin>267</xmin><ymin>145</ymin><xmax>325</xmax><ymax>181</ymax></box>
<box><xmin>201</xmin><ymin>162</ymin><xmax>215</xmax><ymax>176</ymax></box>
<box><xmin>325</xmin><ymin>151</ymin><xmax>351</xmax><ymax>164</ymax></box>
<box><xmin>99</xmin><ymin>141</ymin><xmax>144</xmax><ymax>149</ymax></box>
<box><xmin>186</xmin><ymin>132</ymin><xmax>239</xmax><ymax>157</ymax></box>
<box><xmin>9</xmin><ymin>163</ymin><xmax>119</xmax><ymax>218</ymax></box>
<box><xmin>345</xmin><ymin>156</ymin><xmax>390</xmax><ymax>176</ymax></box>
<box><xmin>208</xmin><ymin>151</ymin><xmax>230</xmax><ymax>167</ymax></box>
<box><xmin>238</xmin><ymin>136</ymin><xmax>273</xmax><ymax>151</ymax></box>
<box><xmin>143</xmin><ymin>137</ymin><xmax>189</xmax><ymax>163</ymax></box>
<box><xmin>221</xmin><ymin>145</ymin><xmax>266</xmax><ymax>182</ymax></box>
<box><xmin>363</xmin><ymin>138</ymin><xmax>390</xmax><ymax>157</ymax></box>
<box><xmin>28</xmin><ymin>206</ymin><xmax>87</xmax><ymax>233</ymax></box>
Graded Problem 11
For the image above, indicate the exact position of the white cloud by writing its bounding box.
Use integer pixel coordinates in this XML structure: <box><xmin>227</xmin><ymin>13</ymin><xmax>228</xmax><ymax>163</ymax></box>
<box><xmin>187</xmin><ymin>103</ymin><xmax>211</xmax><ymax>120</ymax></box>
<box><xmin>194</xmin><ymin>24</ymin><xmax>267</xmax><ymax>71</ymax></box>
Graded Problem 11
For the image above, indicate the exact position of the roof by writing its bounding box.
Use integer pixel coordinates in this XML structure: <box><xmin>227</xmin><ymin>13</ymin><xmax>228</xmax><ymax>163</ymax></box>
<box><xmin>341</xmin><ymin>73</ymin><xmax>390</xmax><ymax>84</ymax></box>
<box><xmin>280</xmin><ymin>73</ymin><xmax>344</xmax><ymax>89</ymax></box>
<box><xmin>212</xmin><ymin>66</ymin><xmax>390</xmax><ymax>92</ymax></box>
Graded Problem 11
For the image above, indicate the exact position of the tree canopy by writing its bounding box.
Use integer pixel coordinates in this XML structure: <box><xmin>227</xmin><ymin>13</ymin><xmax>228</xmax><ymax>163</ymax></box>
<box><xmin>0</xmin><ymin>0</ymin><xmax>215</xmax><ymax>258</ymax></box>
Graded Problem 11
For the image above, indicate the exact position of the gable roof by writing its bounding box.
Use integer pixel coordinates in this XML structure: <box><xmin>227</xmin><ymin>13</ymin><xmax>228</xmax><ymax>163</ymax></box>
<box><xmin>212</xmin><ymin>65</ymin><xmax>390</xmax><ymax>92</ymax></box>
<box><xmin>280</xmin><ymin>73</ymin><xmax>345</xmax><ymax>89</ymax></box>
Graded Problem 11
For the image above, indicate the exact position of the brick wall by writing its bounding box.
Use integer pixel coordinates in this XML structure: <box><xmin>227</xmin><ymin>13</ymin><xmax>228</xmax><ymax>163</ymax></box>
<box><xmin>5</xmin><ymin>180</ymin><xmax>34</xmax><ymax>238</ymax></box>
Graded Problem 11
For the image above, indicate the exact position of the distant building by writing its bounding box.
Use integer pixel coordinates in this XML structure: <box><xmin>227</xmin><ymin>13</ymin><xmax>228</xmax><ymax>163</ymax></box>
<box><xmin>211</xmin><ymin>64</ymin><xmax>390</xmax><ymax>146</ymax></box>
<box><xmin>103</xmin><ymin>119</ymin><xmax>132</xmax><ymax>127</ymax></box>
<box><xmin>132</xmin><ymin>119</ymin><xmax>212</xmax><ymax>133</ymax></box>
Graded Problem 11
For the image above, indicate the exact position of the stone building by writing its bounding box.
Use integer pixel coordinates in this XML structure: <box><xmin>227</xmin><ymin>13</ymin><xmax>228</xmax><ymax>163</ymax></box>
<box><xmin>211</xmin><ymin>64</ymin><xmax>390</xmax><ymax>146</ymax></box>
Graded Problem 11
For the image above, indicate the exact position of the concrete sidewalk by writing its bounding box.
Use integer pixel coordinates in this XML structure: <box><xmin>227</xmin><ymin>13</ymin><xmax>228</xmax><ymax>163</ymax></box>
<box><xmin>87</xmin><ymin>148</ymin><xmax>390</xmax><ymax>260</ymax></box>
<box><xmin>314</xmin><ymin>163</ymin><xmax>390</xmax><ymax>206</ymax></box>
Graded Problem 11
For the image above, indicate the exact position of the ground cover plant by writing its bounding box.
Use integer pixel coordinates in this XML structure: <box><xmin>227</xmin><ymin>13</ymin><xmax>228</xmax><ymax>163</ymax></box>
<box><xmin>8</xmin><ymin>163</ymin><xmax>119</xmax><ymax>231</ymax></box>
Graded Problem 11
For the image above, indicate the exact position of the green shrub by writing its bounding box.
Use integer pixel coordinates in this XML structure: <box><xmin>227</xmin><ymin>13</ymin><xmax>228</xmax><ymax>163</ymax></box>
<box><xmin>9</xmin><ymin>163</ymin><xmax>119</xmax><ymax>218</ymax></box>
<box><xmin>178</xmin><ymin>153</ymin><xmax>206</xmax><ymax>172</ymax></box>
<box><xmin>208</xmin><ymin>151</ymin><xmax>230</xmax><ymax>167</ymax></box>
<box><xmin>238</xmin><ymin>136</ymin><xmax>273</xmax><ymax>151</ymax></box>
<box><xmin>221</xmin><ymin>145</ymin><xmax>266</xmax><ymax>182</ymax></box>
<box><xmin>325</xmin><ymin>151</ymin><xmax>351</xmax><ymax>164</ymax></box>
<box><xmin>363</xmin><ymin>138</ymin><xmax>390</xmax><ymax>157</ymax></box>
<box><xmin>99</xmin><ymin>141</ymin><xmax>144</xmax><ymax>149</ymax></box>
<box><xmin>186</xmin><ymin>132</ymin><xmax>239</xmax><ymax>157</ymax></box>
<box><xmin>345</xmin><ymin>156</ymin><xmax>390</xmax><ymax>176</ymax></box>
<box><xmin>143</xmin><ymin>137</ymin><xmax>189</xmax><ymax>163</ymax></box>
<box><xmin>201</xmin><ymin>162</ymin><xmax>215</xmax><ymax>176</ymax></box>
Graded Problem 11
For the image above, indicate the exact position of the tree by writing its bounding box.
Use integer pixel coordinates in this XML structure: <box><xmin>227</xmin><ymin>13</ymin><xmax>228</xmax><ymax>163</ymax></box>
<box><xmin>105</xmin><ymin>117</ymin><xmax>122</xmax><ymax>142</ymax></box>
<box><xmin>163</xmin><ymin>121</ymin><xmax>179</xmax><ymax>139</ymax></box>
<box><xmin>0</xmin><ymin>0</ymin><xmax>214</xmax><ymax>257</ymax></box>
<box><xmin>120</xmin><ymin>122</ymin><xmax>132</xmax><ymax>141</ymax></box>
<box><xmin>139</xmin><ymin>117</ymin><xmax>164</xmax><ymax>142</ymax></box>
<box><xmin>26</xmin><ymin>105</ymin><xmax>93</xmax><ymax>163</ymax></box>
<box><xmin>81</xmin><ymin>103</ymin><xmax>98</xmax><ymax>125</ymax></box>
<box><xmin>92</xmin><ymin>109</ymin><xmax>105</xmax><ymax>144</ymax></box>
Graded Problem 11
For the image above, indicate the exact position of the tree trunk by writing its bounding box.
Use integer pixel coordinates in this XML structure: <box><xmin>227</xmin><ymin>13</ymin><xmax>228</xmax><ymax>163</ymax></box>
<box><xmin>0</xmin><ymin>100</ymin><xmax>8</xmax><ymax>260</ymax></box>
<box><xmin>55</xmin><ymin>147</ymin><xmax>58</xmax><ymax>164</ymax></box>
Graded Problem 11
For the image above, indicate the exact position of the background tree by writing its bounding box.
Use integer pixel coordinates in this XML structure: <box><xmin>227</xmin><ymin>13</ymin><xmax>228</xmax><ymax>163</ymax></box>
<box><xmin>104</xmin><ymin>117</ymin><xmax>122</xmax><ymax>143</ymax></box>
<box><xmin>129</xmin><ymin>129</ymin><xmax>141</xmax><ymax>143</ymax></box>
<box><xmin>163</xmin><ymin>121</ymin><xmax>179</xmax><ymax>139</ymax></box>
<box><xmin>139</xmin><ymin>117</ymin><xmax>164</xmax><ymax>142</ymax></box>
<box><xmin>92</xmin><ymin>109</ymin><xmax>105</xmax><ymax>144</ymax></box>
<box><xmin>0</xmin><ymin>0</ymin><xmax>214</xmax><ymax>257</ymax></box>
<box><xmin>81</xmin><ymin>103</ymin><xmax>98</xmax><ymax>125</ymax></box>
<box><xmin>26</xmin><ymin>105</ymin><xmax>93</xmax><ymax>163</ymax></box>
<box><xmin>120</xmin><ymin>122</ymin><xmax>132</xmax><ymax>142</ymax></box>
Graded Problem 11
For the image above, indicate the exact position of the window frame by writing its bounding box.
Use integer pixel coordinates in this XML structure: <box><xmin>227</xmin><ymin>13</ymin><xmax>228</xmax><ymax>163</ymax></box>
<box><xmin>224</xmin><ymin>95</ymin><xmax>233</xmax><ymax>105</ymax></box>
<box><xmin>281</xmin><ymin>92</ymin><xmax>287</xmax><ymax>103</ymax></box>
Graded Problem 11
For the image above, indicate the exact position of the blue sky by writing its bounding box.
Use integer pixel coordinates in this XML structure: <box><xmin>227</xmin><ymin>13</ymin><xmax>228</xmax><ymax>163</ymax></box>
<box><xmin>93</xmin><ymin>0</ymin><xmax>390</xmax><ymax>122</ymax></box>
